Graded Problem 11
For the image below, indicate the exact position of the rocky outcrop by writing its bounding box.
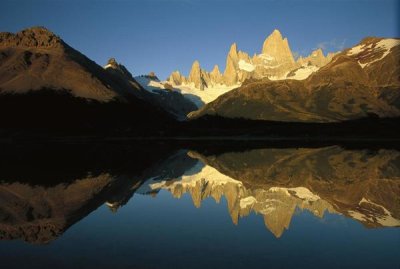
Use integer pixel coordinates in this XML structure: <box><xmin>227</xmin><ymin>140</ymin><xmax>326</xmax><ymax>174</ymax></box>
<box><xmin>210</xmin><ymin>65</ymin><xmax>223</xmax><ymax>84</ymax></box>
<box><xmin>168</xmin><ymin>70</ymin><xmax>186</xmax><ymax>85</ymax></box>
<box><xmin>297</xmin><ymin>48</ymin><xmax>336</xmax><ymax>67</ymax></box>
<box><xmin>0</xmin><ymin>26</ymin><xmax>63</xmax><ymax>49</ymax></box>
<box><xmin>187</xmin><ymin>60</ymin><xmax>209</xmax><ymax>90</ymax></box>
<box><xmin>223</xmin><ymin>43</ymin><xmax>240</xmax><ymax>85</ymax></box>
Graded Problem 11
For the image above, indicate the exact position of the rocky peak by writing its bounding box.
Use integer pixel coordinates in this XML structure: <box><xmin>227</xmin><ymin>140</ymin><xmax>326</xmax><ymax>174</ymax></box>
<box><xmin>104</xmin><ymin>58</ymin><xmax>135</xmax><ymax>81</ymax></box>
<box><xmin>146</xmin><ymin>71</ymin><xmax>159</xmax><ymax>81</ymax></box>
<box><xmin>313</xmin><ymin>48</ymin><xmax>324</xmax><ymax>57</ymax></box>
<box><xmin>188</xmin><ymin>60</ymin><xmax>207</xmax><ymax>90</ymax></box>
<box><xmin>190</xmin><ymin>60</ymin><xmax>201</xmax><ymax>74</ymax></box>
<box><xmin>0</xmin><ymin>26</ymin><xmax>64</xmax><ymax>49</ymax></box>
<box><xmin>168</xmin><ymin>70</ymin><xmax>186</xmax><ymax>85</ymax></box>
<box><xmin>105</xmin><ymin>58</ymin><xmax>118</xmax><ymax>68</ymax></box>
<box><xmin>228</xmin><ymin>43</ymin><xmax>238</xmax><ymax>59</ymax></box>
<box><xmin>211</xmin><ymin>64</ymin><xmax>221</xmax><ymax>75</ymax></box>
<box><xmin>223</xmin><ymin>43</ymin><xmax>240</xmax><ymax>85</ymax></box>
<box><xmin>297</xmin><ymin>48</ymin><xmax>336</xmax><ymax>67</ymax></box>
<box><xmin>210</xmin><ymin>64</ymin><xmax>223</xmax><ymax>84</ymax></box>
<box><xmin>261</xmin><ymin>29</ymin><xmax>295</xmax><ymax>64</ymax></box>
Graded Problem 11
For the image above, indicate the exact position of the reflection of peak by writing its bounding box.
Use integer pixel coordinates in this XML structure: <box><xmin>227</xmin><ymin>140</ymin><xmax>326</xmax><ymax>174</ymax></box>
<box><xmin>0</xmin><ymin>173</ymin><xmax>134</xmax><ymax>244</ymax></box>
<box><xmin>187</xmin><ymin>147</ymin><xmax>400</xmax><ymax>229</ymax></box>
<box><xmin>149</xmin><ymin>162</ymin><xmax>335</xmax><ymax>237</ymax></box>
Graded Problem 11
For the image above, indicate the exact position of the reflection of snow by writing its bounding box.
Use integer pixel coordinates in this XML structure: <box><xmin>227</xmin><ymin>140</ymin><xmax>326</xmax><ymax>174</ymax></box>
<box><xmin>347</xmin><ymin>197</ymin><xmax>400</xmax><ymax>227</ymax></box>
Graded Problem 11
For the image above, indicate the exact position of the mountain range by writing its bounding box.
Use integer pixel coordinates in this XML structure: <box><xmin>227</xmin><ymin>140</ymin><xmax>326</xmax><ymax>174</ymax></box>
<box><xmin>189</xmin><ymin>37</ymin><xmax>400</xmax><ymax>122</ymax></box>
<box><xmin>0</xmin><ymin>26</ymin><xmax>399</xmax><ymax>135</ymax></box>
<box><xmin>168</xmin><ymin>30</ymin><xmax>336</xmax><ymax>91</ymax></box>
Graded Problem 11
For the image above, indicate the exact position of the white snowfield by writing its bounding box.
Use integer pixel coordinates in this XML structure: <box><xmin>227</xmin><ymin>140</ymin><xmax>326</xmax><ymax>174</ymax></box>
<box><xmin>134</xmin><ymin>76</ymin><xmax>166</xmax><ymax>93</ymax></box>
<box><xmin>167</xmin><ymin>83</ymin><xmax>238</xmax><ymax>107</ymax></box>
<box><xmin>238</xmin><ymin>59</ymin><xmax>255</xmax><ymax>72</ymax></box>
<box><xmin>134</xmin><ymin>75</ymin><xmax>237</xmax><ymax>107</ymax></box>
<box><xmin>259</xmin><ymin>53</ymin><xmax>275</xmax><ymax>61</ymax></box>
<box><xmin>347</xmin><ymin>38</ymin><xmax>400</xmax><ymax>68</ymax></box>
<box><xmin>269</xmin><ymin>186</ymin><xmax>321</xmax><ymax>201</ymax></box>
<box><xmin>287</xmin><ymin>65</ymin><xmax>319</xmax><ymax>80</ymax></box>
<box><xmin>348</xmin><ymin>197</ymin><xmax>400</xmax><ymax>227</ymax></box>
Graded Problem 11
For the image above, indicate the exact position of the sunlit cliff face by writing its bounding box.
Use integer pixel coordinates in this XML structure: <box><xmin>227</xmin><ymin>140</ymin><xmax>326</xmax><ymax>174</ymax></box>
<box><xmin>143</xmin><ymin>147</ymin><xmax>400</xmax><ymax>237</ymax></box>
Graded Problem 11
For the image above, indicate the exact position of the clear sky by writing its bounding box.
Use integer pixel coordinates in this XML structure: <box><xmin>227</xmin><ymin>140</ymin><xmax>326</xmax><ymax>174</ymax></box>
<box><xmin>1</xmin><ymin>0</ymin><xmax>399</xmax><ymax>79</ymax></box>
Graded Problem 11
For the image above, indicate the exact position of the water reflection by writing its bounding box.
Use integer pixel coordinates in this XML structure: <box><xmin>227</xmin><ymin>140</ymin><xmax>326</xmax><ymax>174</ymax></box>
<box><xmin>139</xmin><ymin>146</ymin><xmax>400</xmax><ymax>237</ymax></box>
<box><xmin>0</xmin><ymin>144</ymin><xmax>399</xmax><ymax>244</ymax></box>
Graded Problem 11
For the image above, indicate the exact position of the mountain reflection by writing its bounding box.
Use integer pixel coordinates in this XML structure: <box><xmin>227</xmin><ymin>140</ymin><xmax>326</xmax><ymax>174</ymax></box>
<box><xmin>0</xmin><ymin>144</ymin><xmax>399</xmax><ymax>243</ymax></box>
<box><xmin>139</xmin><ymin>146</ymin><xmax>400</xmax><ymax>236</ymax></box>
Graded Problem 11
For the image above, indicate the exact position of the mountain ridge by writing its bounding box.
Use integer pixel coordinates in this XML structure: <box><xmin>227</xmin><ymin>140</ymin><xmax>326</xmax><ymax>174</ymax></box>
<box><xmin>188</xmin><ymin>36</ymin><xmax>400</xmax><ymax>122</ymax></box>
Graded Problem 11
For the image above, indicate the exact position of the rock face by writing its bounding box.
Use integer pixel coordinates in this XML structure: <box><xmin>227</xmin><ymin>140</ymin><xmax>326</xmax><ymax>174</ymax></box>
<box><xmin>167</xmin><ymin>29</ymin><xmax>337</xmax><ymax>91</ymax></box>
<box><xmin>261</xmin><ymin>30</ymin><xmax>295</xmax><ymax>62</ymax></box>
<box><xmin>210</xmin><ymin>65</ymin><xmax>223</xmax><ymax>84</ymax></box>
<box><xmin>297</xmin><ymin>48</ymin><xmax>336</xmax><ymax>67</ymax></box>
<box><xmin>223</xmin><ymin>43</ymin><xmax>240</xmax><ymax>85</ymax></box>
<box><xmin>168</xmin><ymin>70</ymin><xmax>186</xmax><ymax>85</ymax></box>
<box><xmin>187</xmin><ymin>60</ymin><xmax>208</xmax><ymax>90</ymax></box>
<box><xmin>189</xmin><ymin>37</ymin><xmax>400</xmax><ymax>122</ymax></box>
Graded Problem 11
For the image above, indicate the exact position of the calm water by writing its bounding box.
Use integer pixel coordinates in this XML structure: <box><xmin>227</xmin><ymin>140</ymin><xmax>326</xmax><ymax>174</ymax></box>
<box><xmin>0</xmin><ymin>143</ymin><xmax>399</xmax><ymax>269</ymax></box>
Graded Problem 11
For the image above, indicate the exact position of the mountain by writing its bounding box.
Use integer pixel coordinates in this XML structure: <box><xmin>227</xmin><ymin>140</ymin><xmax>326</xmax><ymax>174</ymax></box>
<box><xmin>0</xmin><ymin>27</ymin><xmax>139</xmax><ymax>100</ymax></box>
<box><xmin>0</xmin><ymin>27</ymin><xmax>176</xmax><ymax>132</ymax></box>
<box><xmin>166</xmin><ymin>29</ymin><xmax>336</xmax><ymax>106</ymax></box>
<box><xmin>189</xmin><ymin>37</ymin><xmax>400</xmax><ymax>122</ymax></box>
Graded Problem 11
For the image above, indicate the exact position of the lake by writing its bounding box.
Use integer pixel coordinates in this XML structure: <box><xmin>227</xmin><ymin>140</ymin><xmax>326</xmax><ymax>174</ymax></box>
<box><xmin>0</xmin><ymin>141</ymin><xmax>399</xmax><ymax>269</ymax></box>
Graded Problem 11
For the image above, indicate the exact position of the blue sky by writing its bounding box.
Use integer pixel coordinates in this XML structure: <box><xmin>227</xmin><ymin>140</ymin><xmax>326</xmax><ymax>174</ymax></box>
<box><xmin>1</xmin><ymin>0</ymin><xmax>399</xmax><ymax>79</ymax></box>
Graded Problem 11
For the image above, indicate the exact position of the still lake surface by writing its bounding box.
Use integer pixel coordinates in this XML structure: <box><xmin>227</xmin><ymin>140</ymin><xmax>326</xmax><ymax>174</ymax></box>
<box><xmin>0</xmin><ymin>142</ymin><xmax>399</xmax><ymax>269</ymax></box>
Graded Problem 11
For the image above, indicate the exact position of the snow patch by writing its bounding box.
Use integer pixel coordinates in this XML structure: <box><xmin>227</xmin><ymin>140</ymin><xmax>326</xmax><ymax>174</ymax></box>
<box><xmin>135</xmin><ymin>76</ymin><xmax>165</xmax><ymax>93</ymax></box>
<box><xmin>348</xmin><ymin>38</ymin><xmax>400</xmax><ymax>68</ymax></box>
<box><xmin>240</xmin><ymin>196</ymin><xmax>257</xmax><ymax>208</ymax></box>
<box><xmin>171</xmin><ymin>83</ymin><xmax>237</xmax><ymax>107</ymax></box>
<box><xmin>149</xmin><ymin>164</ymin><xmax>242</xmax><ymax>191</ymax></box>
<box><xmin>238</xmin><ymin>60</ymin><xmax>255</xmax><ymax>72</ymax></box>
<box><xmin>287</xmin><ymin>65</ymin><xmax>319</xmax><ymax>80</ymax></box>
<box><xmin>269</xmin><ymin>187</ymin><xmax>320</xmax><ymax>201</ymax></box>
<box><xmin>357</xmin><ymin>197</ymin><xmax>400</xmax><ymax>227</ymax></box>
<box><xmin>259</xmin><ymin>54</ymin><xmax>275</xmax><ymax>61</ymax></box>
